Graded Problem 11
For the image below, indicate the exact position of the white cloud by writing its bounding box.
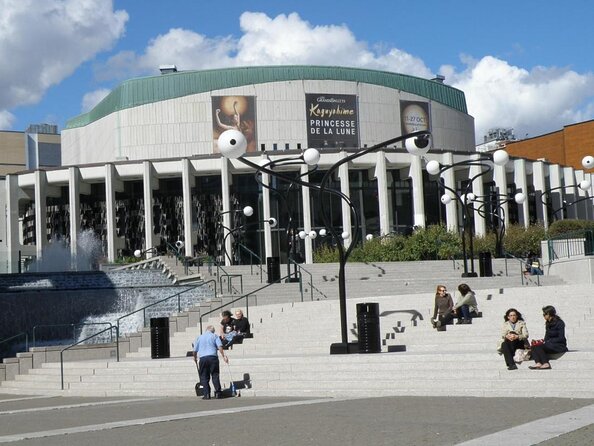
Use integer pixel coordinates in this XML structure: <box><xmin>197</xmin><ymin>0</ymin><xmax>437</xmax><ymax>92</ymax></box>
<box><xmin>0</xmin><ymin>0</ymin><xmax>127</xmax><ymax>114</ymax></box>
<box><xmin>93</xmin><ymin>11</ymin><xmax>594</xmax><ymax>142</ymax></box>
<box><xmin>100</xmin><ymin>11</ymin><xmax>433</xmax><ymax>78</ymax></box>
<box><xmin>0</xmin><ymin>110</ymin><xmax>15</xmax><ymax>129</ymax></box>
<box><xmin>443</xmin><ymin>56</ymin><xmax>594</xmax><ymax>141</ymax></box>
<box><xmin>81</xmin><ymin>89</ymin><xmax>111</xmax><ymax>113</ymax></box>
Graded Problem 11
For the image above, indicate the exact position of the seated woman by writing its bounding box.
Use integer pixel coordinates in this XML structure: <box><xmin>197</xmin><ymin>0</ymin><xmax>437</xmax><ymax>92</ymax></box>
<box><xmin>453</xmin><ymin>283</ymin><xmax>479</xmax><ymax>324</ymax></box>
<box><xmin>529</xmin><ymin>305</ymin><xmax>568</xmax><ymax>370</ymax></box>
<box><xmin>431</xmin><ymin>285</ymin><xmax>454</xmax><ymax>329</ymax></box>
<box><xmin>499</xmin><ymin>308</ymin><xmax>529</xmax><ymax>370</ymax></box>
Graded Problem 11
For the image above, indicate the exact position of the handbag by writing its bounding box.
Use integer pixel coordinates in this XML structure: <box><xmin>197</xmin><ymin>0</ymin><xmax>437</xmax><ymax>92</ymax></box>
<box><xmin>513</xmin><ymin>349</ymin><xmax>531</xmax><ymax>363</ymax></box>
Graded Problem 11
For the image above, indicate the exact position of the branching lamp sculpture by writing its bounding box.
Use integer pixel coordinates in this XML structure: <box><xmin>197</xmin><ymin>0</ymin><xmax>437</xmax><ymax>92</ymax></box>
<box><xmin>217</xmin><ymin>128</ymin><xmax>431</xmax><ymax>353</ymax></box>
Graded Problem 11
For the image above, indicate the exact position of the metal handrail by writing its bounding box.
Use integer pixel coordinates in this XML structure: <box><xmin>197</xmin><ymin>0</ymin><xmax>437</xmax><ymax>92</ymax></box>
<box><xmin>213</xmin><ymin>261</ymin><xmax>242</xmax><ymax>295</ymax></box>
<box><xmin>237</xmin><ymin>243</ymin><xmax>264</xmax><ymax>281</ymax></box>
<box><xmin>503</xmin><ymin>252</ymin><xmax>540</xmax><ymax>286</ymax></box>
<box><xmin>115</xmin><ymin>283</ymin><xmax>212</xmax><ymax>361</ymax></box>
<box><xmin>60</xmin><ymin>325</ymin><xmax>116</xmax><ymax>390</ymax></box>
<box><xmin>288</xmin><ymin>258</ymin><xmax>316</xmax><ymax>301</ymax></box>
<box><xmin>199</xmin><ymin>274</ymin><xmax>295</xmax><ymax>333</ymax></box>
<box><xmin>0</xmin><ymin>332</ymin><xmax>29</xmax><ymax>353</ymax></box>
<box><xmin>219</xmin><ymin>273</ymin><xmax>243</xmax><ymax>295</ymax></box>
<box><xmin>32</xmin><ymin>323</ymin><xmax>113</xmax><ymax>348</ymax></box>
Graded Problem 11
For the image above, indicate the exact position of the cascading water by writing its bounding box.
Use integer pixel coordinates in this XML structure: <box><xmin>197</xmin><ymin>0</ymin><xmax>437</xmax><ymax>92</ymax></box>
<box><xmin>29</xmin><ymin>229</ymin><xmax>103</xmax><ymax>272</ymax></box>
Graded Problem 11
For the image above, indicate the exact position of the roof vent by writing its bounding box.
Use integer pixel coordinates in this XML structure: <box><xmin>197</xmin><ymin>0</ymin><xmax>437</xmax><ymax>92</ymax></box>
<box><xmin>431</xmin><ymin>75</ymin><xmax>445</xmax><ymax>83</ymax></box>
<box><xmin>159</xmin><ymin>65</ymin><xmax>178</xmax><ymax>75</ymax></box>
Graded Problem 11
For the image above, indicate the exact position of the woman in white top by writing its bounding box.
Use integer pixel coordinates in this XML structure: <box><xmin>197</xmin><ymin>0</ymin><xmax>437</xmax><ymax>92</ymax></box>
<box><xmin>499</xmin><ymin>308</ymin><xmax>529</xmax><ymax>370</ymax></box>
<box><xmin>453</xmin><ymin>283</ymin><xmax>479</xmax><ymax>324</ymax></box>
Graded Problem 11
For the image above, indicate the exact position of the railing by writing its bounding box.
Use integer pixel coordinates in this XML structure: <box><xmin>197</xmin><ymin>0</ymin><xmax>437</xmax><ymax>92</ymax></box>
<box><xmin>199</xmin><ymin>274</ymin><xmax>297</xmax><ymax>333</ymax></box>
<box><xmin>32</xmin><ymin>323</ymin><xmax>113</xmax><ymax>348</ymax></box>
<box><xmin>547</xmin><ymin>230</ymin><xmax>594</xmax><ymax>261</ymax></box>
<box><xmin>60</xmin><ymin>325</ymin><xmax>116</xmax><ymax>390</ymax></box>
<box><xmin>288</xmin><ymin>258</ymin><xmax>328</xmax><ymax>301</ymax></box>
<box><xmin>213</xmin><ymin>261</ymin><xmax>242</xmax><ymax>295</ymax></box>
<box><xmin>503</xmin><ymin>252</ymin><xmax>540</xmax><ymax>286</ymax></box>
<box><xmin>237</xmin><ymin>243</ymin><xmax>264</xmax><ymax>282</ymax></box>
<box><xmin>115</xmin><ymin>282</ymin><xmax>214</xmax><ymax>361</ymax></box>
<box><xmin>0</xmin><ymin>332</ymin><xmax>29</xmax><ymax>355</ymax></box>
<box><xmin>219</xmin><ymin>273</ymin><xmax>243</xmax><ymax>294</ymax></box>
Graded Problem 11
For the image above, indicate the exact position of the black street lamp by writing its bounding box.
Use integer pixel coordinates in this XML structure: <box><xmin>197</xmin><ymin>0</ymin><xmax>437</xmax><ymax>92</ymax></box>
<box><xmin>217</xmin><ymin>128</ymin><xmax>431</xmax><ymax>354</ymax></box>
<box><xmin>540</xmin><ymin>156</ymin><xmax>593</xmax><ymax>223</ymax></box>
<box><xmin>422</xmin><ymin>150</ymin><xmax>511</xmax><ymax>276</ymax></box>
<box><xmin>216</xmin><ymin>206</ymin><xmax>254</xmax><ymax>265</ymax></box>
<box><xmin>473</xmin><ymin>191</ymin><xmax>526</xmax><ymax>257</ymax></box>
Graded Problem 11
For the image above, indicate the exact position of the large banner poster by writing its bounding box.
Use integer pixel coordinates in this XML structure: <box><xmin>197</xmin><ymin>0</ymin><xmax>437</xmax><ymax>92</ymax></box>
<box><xmin>306</xmin><ymin>94</ymin><xmax>359</xmax><ymax>149</ymax></box>
<box><xmin>400</xmin><ymin>100</ymin><xmax>431</xmax><ymax>135</ymax></box>
<box><xmin>212</xmin><ymin>96</ymin><xmax>257</xmax><ymax>154</ymax></box>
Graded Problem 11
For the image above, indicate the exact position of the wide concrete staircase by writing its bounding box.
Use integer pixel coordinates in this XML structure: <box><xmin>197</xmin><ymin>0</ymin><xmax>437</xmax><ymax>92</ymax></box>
<box><xmin>1</xmin><ymin>274</ymin><xmax>591</xmax><ymax>399</ymax></box>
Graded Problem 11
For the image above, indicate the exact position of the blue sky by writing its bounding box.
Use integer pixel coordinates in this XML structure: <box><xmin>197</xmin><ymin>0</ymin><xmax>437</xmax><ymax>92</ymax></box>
<box><xmin>2</xmin><ymin>0</ymin><xmax>594</xmax><ymax>143</ymax></box>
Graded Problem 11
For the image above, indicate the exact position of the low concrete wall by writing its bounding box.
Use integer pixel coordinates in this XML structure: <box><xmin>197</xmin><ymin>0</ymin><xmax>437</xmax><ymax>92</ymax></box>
<box><xmin>547</xmin><ymin>257</ymin><xmax>594</xmax><ymax>284</ymax></box>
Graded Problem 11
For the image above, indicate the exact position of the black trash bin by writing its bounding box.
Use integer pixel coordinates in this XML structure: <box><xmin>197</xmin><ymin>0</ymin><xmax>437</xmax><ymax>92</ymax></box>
<box><xmin>357</xmin><ymin>302</ymin><xmax>381</xmax><ymax>353</ymax></box>
<box><xmin>478</xmin><ymin>251</ymin><xmax>493</xmax><ymax>277</ymax></box>
<box><xmin>150</xmin><ymin>317</ymin><xmax>170</xmax><ymax>359</ymax></box>
<box><xmin>266</xmin><ymin>256</ymin><xmax>281</xmax><ymax>284</ymax></box>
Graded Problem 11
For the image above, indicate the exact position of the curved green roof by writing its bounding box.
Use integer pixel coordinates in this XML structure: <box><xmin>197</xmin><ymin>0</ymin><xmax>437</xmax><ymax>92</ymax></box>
<box><xmin>66</xmin><ymin>66</ymin><xmax>467</xmax><ymax>129</ymax></box>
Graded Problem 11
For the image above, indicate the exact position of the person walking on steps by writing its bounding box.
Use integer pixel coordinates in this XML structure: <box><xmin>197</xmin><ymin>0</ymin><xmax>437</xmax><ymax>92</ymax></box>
<box><xmin>193</xmin><ymin>325</ymin><xmax>228</xmax><ymax>399</ymax></box>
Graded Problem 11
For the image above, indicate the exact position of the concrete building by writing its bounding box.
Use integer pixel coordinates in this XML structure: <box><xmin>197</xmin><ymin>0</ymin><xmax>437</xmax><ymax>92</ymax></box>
<box><xmin>2</xmin><ymin>66</ymin><xmax>593</xmax><ymax>273</ymax></box>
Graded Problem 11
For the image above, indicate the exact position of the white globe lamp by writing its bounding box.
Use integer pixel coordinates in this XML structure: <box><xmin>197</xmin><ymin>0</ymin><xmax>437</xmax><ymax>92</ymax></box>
<box><xmin>217</xmin><ymin>129</ymin><xmax>247</xmax><ymax>159</ymax></box>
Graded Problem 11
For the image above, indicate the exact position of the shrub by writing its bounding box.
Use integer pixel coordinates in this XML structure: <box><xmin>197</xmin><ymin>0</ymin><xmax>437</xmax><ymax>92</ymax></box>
<box><xmin>313</xmin><ymin>223</ymin><xmax>548</xmax><ymax>262</ymax></box>
<box><xmin>548</xmin><ymin>219</ymin><xmax>594</xmax><ymax>237</ymax></box>
<box><xmin>502</xmin><ymin>223</ymin><xmax>546</xmax><ymax>257</ymax></box>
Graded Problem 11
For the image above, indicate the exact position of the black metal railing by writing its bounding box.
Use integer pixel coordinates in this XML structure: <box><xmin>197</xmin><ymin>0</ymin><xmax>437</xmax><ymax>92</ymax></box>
<box><xmin>60</xmin><ymin>325</ymin><xmax>116</xmax><ymax>390</ymax></box>
<box><xmin>198</xmin><ymin>274</ymin><xmax>298</xmax><ymax>333</ymax></box>
<box><xmin>503</xmin><ymin>252</ymin><xmax>540</xmax><ymax>286</ymax></box>
<box><xmin>115</xmin><ymin>281</ymin><xmax>216</xmax><ymax>361</ymax></box>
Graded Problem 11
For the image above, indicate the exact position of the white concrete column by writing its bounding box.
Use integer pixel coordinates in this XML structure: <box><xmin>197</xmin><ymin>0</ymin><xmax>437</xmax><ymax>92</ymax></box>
<box><xmin>6</xmin><ymin>175</ymin><xmax>21</xmax><ymax>272</ymax></box>
<box><xmin>68</xmin><ymin>167</ymin><xmax>81</xmax><ymax>261</ymax></box>
<box><xmin>548</xmin><ymin>165</ymin><xmax>563</xmax><ymax>220</ymax></box>
<box><xmin>220</xmin><ymin>158</ymin><xmax>232</xmax><ymax>266</ymax></box>
<box><xmin>374</xmin><ymin>151</ymin><xmax>390</xmax><ymax>236</ymax></box>
<box><xmin>441</xmin><ymin>152</ymin><xmax>458</xmax><ymax>232</ymax></box>
<box><xmin>34</xmin><ymin>170</ymin><xmax>48</xmax><ymax>259</ymax></box>
<box><xmin>493</xmin><ymin>163</ymin><xmax>509</xmax><ymax>229</ymax></box>
<box><xmin>105</xmin><ymin>164</ymin><xmax>123</xmax><ymax>262</ymax></box>
<box><xmin>532</xmin><ymin>161</ymin><xmax>548</xmax><ymax>229</ymax></box>
<box><xmin>338</xmin><ymin>152</ymin><xmax>352</xmax><ymax>248</ymax></box>
<box><xmin>408</xmin><ymin>155</ymin><xmax>426</xmax><ymax>228</ymax></box>
<box><xmin>563</xmin><ymin>167</ymin><xmax>578</xmax><ymax>219</ymax></box>
<box><xmin>469</xmin><ymin>154</ymin><xmax>486</xmax><ymax>237</ymax></box>
<box><xmin>513</xmin><ymin>158</ymin><xmax>529</xmax><ymax>227</ymax></box>
<box><xmin>261</xmin><ymin>165</ymin><xmax>272</xmax><ymax>258</ymax></box>
<box><xmin>300</xmin><ymin>165</ymin><xmax>314</xmax><ymax>264</ymax></box>
<box><xmin>182</xmin><ymin>158</ymin><xmax>195</xmax><ymax>257</ymax></box>
<box><xmin>143</xmin><ymin>161</ymin><xmax>158</xmax><ymax>256</ymax></box>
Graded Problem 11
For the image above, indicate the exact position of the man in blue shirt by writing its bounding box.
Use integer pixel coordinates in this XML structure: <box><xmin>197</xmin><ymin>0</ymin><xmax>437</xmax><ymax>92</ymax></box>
<box><xmin>193</xmin><ymin>325</ymin><xmax>228</xmax><ymax>399</ymax></box>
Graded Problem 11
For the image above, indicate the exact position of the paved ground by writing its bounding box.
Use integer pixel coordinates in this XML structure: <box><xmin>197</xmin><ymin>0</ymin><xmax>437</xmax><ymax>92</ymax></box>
<box><xmin>1</xmin><ymin>394</ymin><xmax>593</xmax><ymax>445</ymax></box>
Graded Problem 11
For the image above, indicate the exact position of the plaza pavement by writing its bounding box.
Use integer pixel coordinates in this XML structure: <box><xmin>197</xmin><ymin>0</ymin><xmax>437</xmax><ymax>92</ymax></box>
<box><xmin>0</xmin><ymin>393</ymin><xmax>593</xmax><ymax>445</ymax></box>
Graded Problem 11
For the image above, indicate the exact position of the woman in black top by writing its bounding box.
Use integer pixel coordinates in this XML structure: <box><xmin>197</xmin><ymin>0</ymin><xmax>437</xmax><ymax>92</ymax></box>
<box><xmin>529</xmin><ymin>305</ymin><xmax>568</xmax><ymax>370</ymax></box>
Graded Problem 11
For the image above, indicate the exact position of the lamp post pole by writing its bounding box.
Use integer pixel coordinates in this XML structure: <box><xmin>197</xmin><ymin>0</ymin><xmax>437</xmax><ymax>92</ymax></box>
<box><xmin>540</xmin><ymin>155</ymin><xmax>594</xmax><ymax>220</ymax></box>
<box><xmin>423</xmin><ymin>150</ymin><xmax>510</xmax><ymax>277</ymax></box>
